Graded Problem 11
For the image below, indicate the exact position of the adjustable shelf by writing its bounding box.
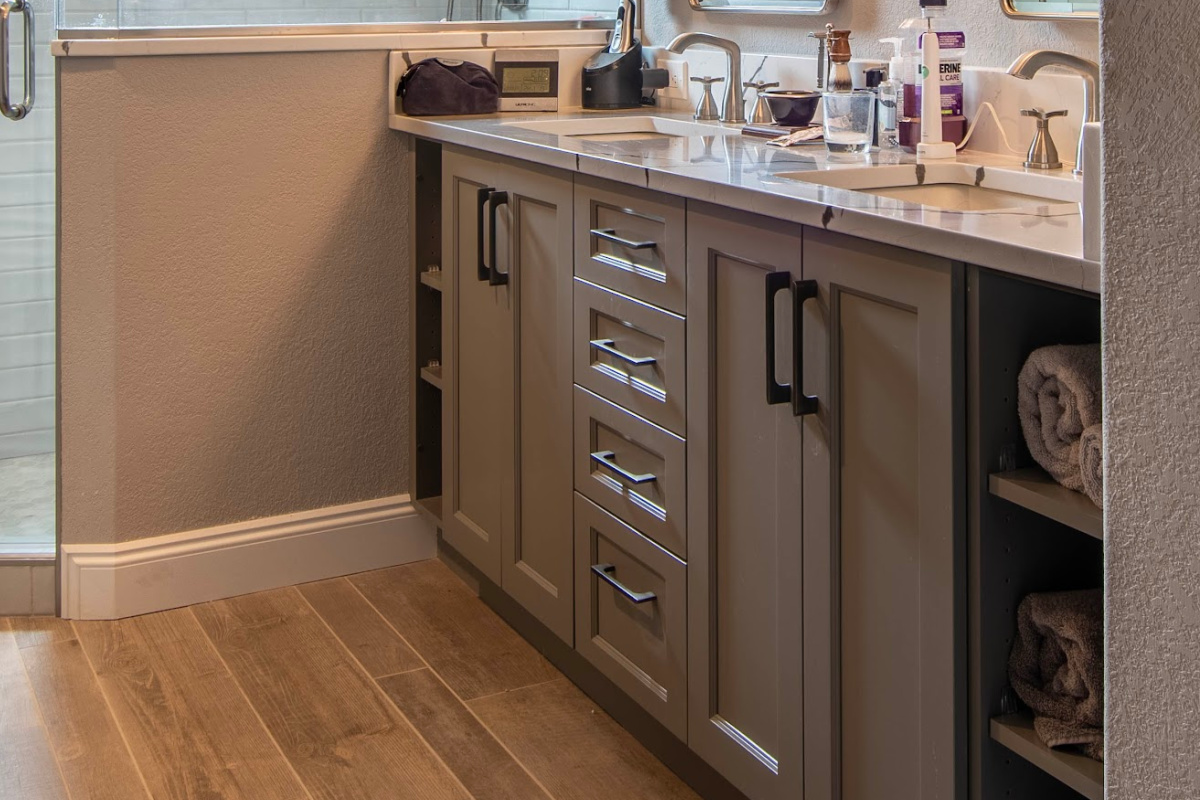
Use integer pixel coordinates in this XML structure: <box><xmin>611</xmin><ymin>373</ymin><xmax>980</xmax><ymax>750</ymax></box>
<box><xmin>990</xmin><ymin>714</ymin><xmax>1102</xmax><ymax>800</ymax></box>
<box><xmin>419</xmin><ymin>363</ymin><xmax>443</xmax><ymax>390</ymax></box>
<box><xmin>419</xmin><ymin>268</ymin><xmax>443</xmax><ymax>292</ymax></box>
<box><xmin>989</xmin><ymin>468</ymin><xmax>1102</xmax><ymax>540</ymax></box>
<box><xmin>414</xmin><ymin>495</ymin><xmax>443</xmax><ymax>527</ymax></box>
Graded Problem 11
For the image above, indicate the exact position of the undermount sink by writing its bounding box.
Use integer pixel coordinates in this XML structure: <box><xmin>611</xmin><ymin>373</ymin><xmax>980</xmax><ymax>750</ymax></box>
<box><xmin>503</xmin><ymin>116</ymin><xmax>736</xmax><ymax>142</ymax></box>
<box><xmin>777</xmin><ymin>162</ymin><xmax>1082</xmax><ymax>214</ymax></box>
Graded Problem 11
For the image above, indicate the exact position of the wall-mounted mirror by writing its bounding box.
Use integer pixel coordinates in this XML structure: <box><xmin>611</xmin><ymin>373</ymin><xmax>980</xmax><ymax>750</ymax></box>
<box><xmin>1002</xmin><ymin>0</ymin><xmax>1098</xmax><ymax>20</ymax></box>
<box><xmin>689</xmin><ymin>0</ymin><xmax>834</xmax><ymax>15</ymax></box>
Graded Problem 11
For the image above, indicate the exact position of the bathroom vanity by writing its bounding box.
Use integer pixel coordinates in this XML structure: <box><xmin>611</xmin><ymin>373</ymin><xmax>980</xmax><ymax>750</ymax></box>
<box><xmin>394</xmin><ymin>105</ymin><xmax>1102</xmax><ymax>800</ymax></box>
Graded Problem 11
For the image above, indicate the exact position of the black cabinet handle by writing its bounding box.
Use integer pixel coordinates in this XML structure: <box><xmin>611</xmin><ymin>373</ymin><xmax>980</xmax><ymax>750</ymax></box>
<box><xmin>487</xmin><ymin>190</ymin><xmax>510</xmax><ymax>286</ymax></box>
<box><xmin>792</xmin><ymin>279</ymin><xmax>819</xmax><ymax>417</ymax></box>
<box><xmin>765</xmin><ymin>271</ymin><xmax>792</xmax><ymax>406</ymax></box>
<box><xmin>591</xmin><ymin>564</ymin><xmax>657</xmax><ymax>604</ymax></box>
<box><xmin>476</xmin><ymin>186</ymin><xmax>494</xmax><ymax>282</ymax></box>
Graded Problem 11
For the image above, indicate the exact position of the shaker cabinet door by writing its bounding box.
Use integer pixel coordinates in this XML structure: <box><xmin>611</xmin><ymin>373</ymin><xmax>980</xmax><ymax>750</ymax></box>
<box><xmin>441</xmin><ymin>148</ymin><xmax>575</xmax><ymax>644</ymax></box>
<box><xmin>801</xmin><ymin>228</ymin><xmax>961</xmax><ymax>800</ymax></box>
<box><xmin>686</xmin><ymin>205</ymin><xmax>805</xmax><ymax>800</ymax></box>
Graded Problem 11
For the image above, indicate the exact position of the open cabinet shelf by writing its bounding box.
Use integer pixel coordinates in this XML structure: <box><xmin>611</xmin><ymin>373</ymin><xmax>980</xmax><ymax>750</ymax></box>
<box><xmin>419</xmin><ymin>364</ymin><xmax>443</xmax><ymax>390</ymax></box>
<box><xmin>989</xmin><ymin>468</ymin><xmax>1102</xmax><ymax>540</ymax></box>
<box><xmin>419</xmin><ymin>268</ymin><xmax>443</xmax><ymax>292</ymax></box>
<box><xmin>990</xmin><ymin>714</ymin><xmax>1102</xmax><ymax>800</ymax></box>
<box><xmin>414</xmin><ymin>495</ymin><xmax>443</xmax><ymax>527</ymax></box>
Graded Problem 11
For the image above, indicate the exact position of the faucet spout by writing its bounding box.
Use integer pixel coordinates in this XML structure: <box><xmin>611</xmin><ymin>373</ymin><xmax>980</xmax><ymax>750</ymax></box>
<box><xmin>666</xmin><ymin>32</ymin><xmax>745</xmax><ymax>125</ymax></box>
<box><xmin>1007</xmin><ymin>49</ymin><xmax>1100</xmax><ymax>175</ymax></box>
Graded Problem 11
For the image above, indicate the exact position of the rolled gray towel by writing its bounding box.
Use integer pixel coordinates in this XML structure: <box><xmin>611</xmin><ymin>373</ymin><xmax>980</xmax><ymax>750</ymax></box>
<box><xmin>1080</xmin><ymin>424</ymin><xmax>1103</xmax><ymax>508</ymax></box>
<box><xmin>1017</xmin><ymin>344</ymin><xmax>1102</xmax><ymax>491</ymax></box>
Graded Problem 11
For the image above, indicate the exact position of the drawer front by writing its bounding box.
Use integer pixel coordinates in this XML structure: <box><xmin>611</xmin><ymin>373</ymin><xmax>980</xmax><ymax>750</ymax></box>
<box><xmin>575</xmin><ymin>493</ymin><xmax>687</xmax><ymax>739</ymax></box>
<box><xmin>574</xmin><ymin>278</ymin><xmax>686</xmax><ymax>436</ymax></box>
<box><xmin>574</xmin><ymin>386</ymin><xmax>686</xmax><ymax>559</ymax></box>
<box><xmin>574</xmin><ymin>177</ymin><xmax>687</xmax><ymax>314</ymax></box>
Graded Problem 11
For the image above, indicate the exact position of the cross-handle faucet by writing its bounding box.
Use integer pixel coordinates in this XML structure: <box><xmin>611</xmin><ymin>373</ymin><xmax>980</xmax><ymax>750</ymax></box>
<box><xmin>1006</xmin><ymin>50</ymin><xmax>1099</xmax><ymax>176</ymax></box>
<box><xmin>666</xmin><ymin>32</ymin><xmax>746</xmax><ymax>125</ymax></box>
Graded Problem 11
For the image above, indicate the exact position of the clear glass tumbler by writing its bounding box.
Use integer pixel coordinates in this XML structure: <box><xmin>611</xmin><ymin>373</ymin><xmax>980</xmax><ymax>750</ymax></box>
<box><xmin>822</xmin><ymin>91</ymin><xmax>876</xmax><ymax>154</ymax></box>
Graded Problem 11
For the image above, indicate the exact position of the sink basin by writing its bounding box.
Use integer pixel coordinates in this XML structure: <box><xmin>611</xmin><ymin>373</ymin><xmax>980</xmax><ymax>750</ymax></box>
<box><xmin>776</xmin><ymin>163</ymin><xmax>1082</xmax><ymax>214</ymax></box>
<box><xmin>504</xmin><ymin>116</ymin><xmax>735</xmax><ymax>141</ymax></box>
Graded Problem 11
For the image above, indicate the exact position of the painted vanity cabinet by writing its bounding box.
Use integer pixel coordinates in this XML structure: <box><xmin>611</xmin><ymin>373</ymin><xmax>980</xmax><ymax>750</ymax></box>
<box><xmin>431</xmin><ymin>146</ymin><xmax>962</xmax><ymax>800</ymax></box>
<box><xmin>440</xmin><ymin>147</ymin><xmax>575</xmax><ymax>644</ymax></box>
<box><xmin>684</xmin><ymin>209</ymin><xmax>960</xmax><ymax>800</ymax></box>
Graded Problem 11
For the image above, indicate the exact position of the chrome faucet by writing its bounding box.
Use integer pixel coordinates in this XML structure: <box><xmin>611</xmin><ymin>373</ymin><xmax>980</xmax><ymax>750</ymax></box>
<box><xmin>666</xmin><ymin>32</ymin><xmax>746</xmax><ymax>125</ymax></box>
<box><xmin>1006</xmin><ymin>50</ymin><xmax>1099</xmax><ymax>176</ymax></box>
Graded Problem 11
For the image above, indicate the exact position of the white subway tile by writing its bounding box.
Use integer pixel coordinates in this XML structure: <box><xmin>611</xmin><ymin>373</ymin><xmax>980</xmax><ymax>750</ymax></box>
<box><xmin>0</xmin><ymin>301</ymin><xmax>53</xmax><ymax>337</ymax></box>
<box><xmin>0</xmin><ymin>429</ymin><xmax>53</xmax><ymax>460</ymax></box>
<box><xmin>0</xmin><ymin>238</ymin><xmax>55</xmax><ymax>271</ymax></box>
<box><xmin>0</xmin><ymin>332</ymin><xmax>54</xmax><ymax>370</ymax></box>
<box><xmin>0</xmin><ymin>398</ymin><xmax>54</xmax><ymax>435</ymax></box>
<box><xmin>0</xmin><ymin>364</ymin><xmax>54</xmax><ymax>403</ymax></box>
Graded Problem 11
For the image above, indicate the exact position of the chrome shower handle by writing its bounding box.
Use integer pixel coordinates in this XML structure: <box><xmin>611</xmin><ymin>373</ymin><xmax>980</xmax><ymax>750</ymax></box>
<box><xmin>0</xmin><ymin>0</ymin><xmax>34</xmax><ymax>121</ymax></box>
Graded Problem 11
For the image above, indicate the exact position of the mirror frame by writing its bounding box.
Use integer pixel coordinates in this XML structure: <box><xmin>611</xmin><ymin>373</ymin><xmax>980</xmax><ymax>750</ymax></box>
<box><xmin>1001</xmin><ymin>0</ymin><xmax>1097</xmax><ymax>20</ymax></box>
<box><xmin>688</xmin><ymin>0</ymin><xmax>835</xmax><ymax>15</ymax></box>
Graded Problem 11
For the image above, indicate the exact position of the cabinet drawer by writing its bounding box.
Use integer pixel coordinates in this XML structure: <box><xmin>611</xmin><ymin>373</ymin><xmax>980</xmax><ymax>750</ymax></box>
<box><xmin>575</xmin><ymin>177</ymin><xmax>687</xmax><ymax>314</ymax></box>
<box><xmin>574</xmin><ymin>278</ymin><xmax>686</xmax><ymax>436</ymax></box>
<box><xmin>575</xmin><ymin>493</ymin><xmax>687</xmax><ymax>739</ymax></box>
<box><xmin>574</xmin><ymin>386</ymin><xmax>686</xmax><ymax>558</ymax></box>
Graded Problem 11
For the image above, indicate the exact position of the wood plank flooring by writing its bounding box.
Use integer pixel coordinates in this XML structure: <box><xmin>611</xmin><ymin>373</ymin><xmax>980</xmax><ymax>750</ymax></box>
<box><xmin>0</xmin><ymin>559</ymin><xmax>701</xmax><ymax>800</ymax></box>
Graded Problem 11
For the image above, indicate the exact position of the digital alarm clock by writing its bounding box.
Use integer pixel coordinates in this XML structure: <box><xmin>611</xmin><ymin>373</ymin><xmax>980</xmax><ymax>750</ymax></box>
<box><xmin>495</xmin><ymin>49</ymin><xmax>560</xmax><ymax>112</ymax></box>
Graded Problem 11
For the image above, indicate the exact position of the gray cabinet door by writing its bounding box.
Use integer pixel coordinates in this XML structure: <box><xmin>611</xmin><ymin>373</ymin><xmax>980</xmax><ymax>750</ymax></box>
<box><xmin>801</xmin><ymin>228</ymin><xmax>961</xmax><ymax>800</ymax></box>
<box><xmin>686</xmin><ymin>206</ymin><xmax>805</xmax><ymax>800</ymax></box>
<box><xmin>441</xmin><ymin>148</ymin><xmax>575</xmax><ymax>644</ymax></box>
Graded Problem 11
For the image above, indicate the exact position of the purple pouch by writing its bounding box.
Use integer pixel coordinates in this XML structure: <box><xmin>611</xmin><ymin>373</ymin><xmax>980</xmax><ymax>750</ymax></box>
<box><xmin>398</xmin><ymin>58</ymin><xmax>500</xmax><ymax>116</ymax></box>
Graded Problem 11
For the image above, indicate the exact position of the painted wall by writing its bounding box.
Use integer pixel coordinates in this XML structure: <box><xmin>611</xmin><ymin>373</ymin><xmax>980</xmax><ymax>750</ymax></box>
<box><xmin>644</xmin><ymin>0</ymin><xmax>1098</xmax><ymax>68</ymax></box>
<box><xmin>1101</xmin><ymin>3</ymin><xmax>1200</xmax><ymax>797</ymax></box>
<box><xmin>0</xmin><ymin>0</ymin><xmax>55</xmax><ymax>460</ymax></box>
<box><xmin>58</xmin><ymin>50</ymin><xmax>411</xmax><ymax>545</ymax></box>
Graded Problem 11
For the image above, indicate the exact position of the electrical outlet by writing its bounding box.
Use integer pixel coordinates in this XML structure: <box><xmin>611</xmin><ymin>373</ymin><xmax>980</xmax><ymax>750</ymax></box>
<box><xmin>661</xmin><ymin>59</ymin><xmax>689</xmax><ymax>100</ymax></box>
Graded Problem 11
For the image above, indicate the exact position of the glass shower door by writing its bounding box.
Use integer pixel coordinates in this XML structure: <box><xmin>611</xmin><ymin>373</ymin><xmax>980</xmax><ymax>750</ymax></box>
<box><xmin>1</xmin><ymin>0</ymin><xmax>55</xmax><ymax>560</ymax></box>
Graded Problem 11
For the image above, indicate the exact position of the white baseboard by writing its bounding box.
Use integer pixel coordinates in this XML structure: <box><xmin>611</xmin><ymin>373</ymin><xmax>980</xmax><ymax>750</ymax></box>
<box><xmin>61</xmin><ymin>495</ymin><xmax>434</xmax><ymax>620</ymax></box>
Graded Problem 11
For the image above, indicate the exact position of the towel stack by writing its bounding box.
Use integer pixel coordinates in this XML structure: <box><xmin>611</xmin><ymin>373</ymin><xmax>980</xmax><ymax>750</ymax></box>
<box><xmin>1009</xmin><ymin>589</ymin><xmax>1104</xmax><ymax>761</ymax></box>
<box><xmin>1017</xmin><ymin>344</ymin><xmax>1104</xmax><ymax>507</ymax></box>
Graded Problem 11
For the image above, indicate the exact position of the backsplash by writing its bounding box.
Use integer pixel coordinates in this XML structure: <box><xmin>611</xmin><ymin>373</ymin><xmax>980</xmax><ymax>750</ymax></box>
<box><xmin>646</xmin><ymin>48</ymin><xmax>1089</xmax><ymax>164</ymax></box>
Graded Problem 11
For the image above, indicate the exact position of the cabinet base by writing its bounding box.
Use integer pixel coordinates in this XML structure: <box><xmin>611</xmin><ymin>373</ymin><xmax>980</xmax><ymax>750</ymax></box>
<box><xmin>437</xmin><ymin>537</ymin><xmax>749</xmax><ymax>800</ymax></box>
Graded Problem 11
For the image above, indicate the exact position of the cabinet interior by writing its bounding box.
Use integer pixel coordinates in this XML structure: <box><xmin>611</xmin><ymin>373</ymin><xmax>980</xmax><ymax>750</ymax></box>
<box><xmin>969</xmin><ymin>268</ymin><xmax>1103</xmax><ymax>800</ymax></box>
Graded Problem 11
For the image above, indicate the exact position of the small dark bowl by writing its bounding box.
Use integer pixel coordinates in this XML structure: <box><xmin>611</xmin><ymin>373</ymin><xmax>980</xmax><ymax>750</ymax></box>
<box><xmin>762</xmin><ymin>90</ymin><xmax>822</xmax><ymax>126</ymax></box>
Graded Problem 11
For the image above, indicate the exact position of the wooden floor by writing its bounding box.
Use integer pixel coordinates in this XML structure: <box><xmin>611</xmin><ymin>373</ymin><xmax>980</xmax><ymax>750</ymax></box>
<box><xmin>0</xmin><ymin>559</ymin><xmax>700</xmax><ymax>800</ymax></box>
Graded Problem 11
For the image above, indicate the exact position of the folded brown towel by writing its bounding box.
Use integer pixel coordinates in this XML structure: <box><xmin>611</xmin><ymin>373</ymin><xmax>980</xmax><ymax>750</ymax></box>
<box><xmin>1080</xmin><ymin>424</ymin><xmax>1103</xmax><ymax>508</ymax></box>
<box><xmin>1018</xmin><ymin>344</ymin><xmax>1102</xmax><ymax>492</ymax></box>
<box><xmin>1009</xmin><ymin>589</ymin><xmax>1104</xmax><ymax>761</ymax></box>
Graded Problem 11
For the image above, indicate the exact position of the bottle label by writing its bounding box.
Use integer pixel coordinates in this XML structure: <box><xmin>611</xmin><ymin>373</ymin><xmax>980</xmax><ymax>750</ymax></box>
<box><xmin>909</xmin><ymin>81</ymin><xmax>965</xmax><ymax>118</ymax></box>
<box><xmin>918</xmin><ymin>31</ymin><xmax>967</xmax><ymax>50</ymax></box>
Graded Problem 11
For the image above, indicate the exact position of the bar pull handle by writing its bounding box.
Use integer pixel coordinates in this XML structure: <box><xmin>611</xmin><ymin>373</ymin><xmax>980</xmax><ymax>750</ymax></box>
<box><xmin>765</xmin><ymin>271</ymin><xmax>792</xmax><ymax>406</ymax></box>
<box><xmin>792</xmin><ymin>279</ymin><xmax>819</xmax><ymax>416</ymax></box>
<box><xmin>590</xmin><ymin>450</ymin><xmax>656</xmax><ymax>485</ymax></box>
<box><xmin>0</xmin><ymin>0</ymin><xmax>34</xmax><ymax>122</ymax></box>
<box><xmin>589</xmin><ymin>338</ymin><xmax>657</xmax><ymax>367</ymax></box>
<box><xmin>590</xmin><ymin>228</ymin><xmax>656</xmax><ymax>250</ymax></box>
<box><xmin>476</xmin><ymin>187</ymin><xmax>494</xmax><ymax>282</ymax></box>
<box><xmin>590</xmin><ymin>564</ymin><xmax>657</xmax><ymax>604</ymax></box>
<box><xmin>487</xmin><ymin>190</ymin><xmax>509</xmax><ymax>286</ymax></box>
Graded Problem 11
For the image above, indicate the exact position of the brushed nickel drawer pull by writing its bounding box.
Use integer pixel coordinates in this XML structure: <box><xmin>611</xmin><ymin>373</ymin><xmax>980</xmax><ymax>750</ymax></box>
<box><xmin>590</xmin><ymin>228</ymin><xmax>656</xmax><ymax>250</ymax></box>
<box><xmin>591</xmin><ymin>563</ymin><xmax>657</xmax><ymax>604</ymax></box>
<box><xmin>589</xmin><ymin>338</ymin><xmax>657</xmax><ymax>367</ymax></box>
<box><xmin>590</xmin><ymin>450</ymin><xmax>657</xmax><ymax>485</ymax></box>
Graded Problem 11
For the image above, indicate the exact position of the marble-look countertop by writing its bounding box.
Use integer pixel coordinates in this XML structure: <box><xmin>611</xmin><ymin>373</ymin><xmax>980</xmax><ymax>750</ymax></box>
<box><xmin>389</xmin><ymin>109</ymin><xmax>1099</xmax><ymax>293</ymax></box>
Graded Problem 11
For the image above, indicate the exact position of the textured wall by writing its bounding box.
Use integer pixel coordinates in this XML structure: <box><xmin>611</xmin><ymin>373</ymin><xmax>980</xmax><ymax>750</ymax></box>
<box><xmin>645</xmin><ymin>0</ymin><xmax>1098</xmax><ymax>67</ymax></box>
<box><xmin>59</xmin><ymin>51</ymin><xmax>411</xmax><ymax>545</ymax></box>
<box><xmin>1102</xmin><ymin>4</ymin><xmax>1200</xmax><ymax>798</ymax></box>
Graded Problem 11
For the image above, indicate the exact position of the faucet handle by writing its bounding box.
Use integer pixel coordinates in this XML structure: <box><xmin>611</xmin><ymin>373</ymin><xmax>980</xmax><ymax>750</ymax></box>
<box><xmin>1021</xmin><ymin>107</ymin><xmax>1069</xmax><ymax>121</ymax></box>
<box><xmin>691</xmin><ymin>77</ymin><xmax>724</xmax><ymax>122</ymax></box>
<box><xmin>743</xmin><ymin>80</ymin><xmax>779</xmax><ymax>91</ymax></box>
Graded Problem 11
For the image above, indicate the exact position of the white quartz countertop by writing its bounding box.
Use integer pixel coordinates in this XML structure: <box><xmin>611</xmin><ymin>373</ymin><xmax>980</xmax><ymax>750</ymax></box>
<box><xmin>389</xmin><ymin>109</ymin><xmax>1099</xmax><ymax>294</ymax></box>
